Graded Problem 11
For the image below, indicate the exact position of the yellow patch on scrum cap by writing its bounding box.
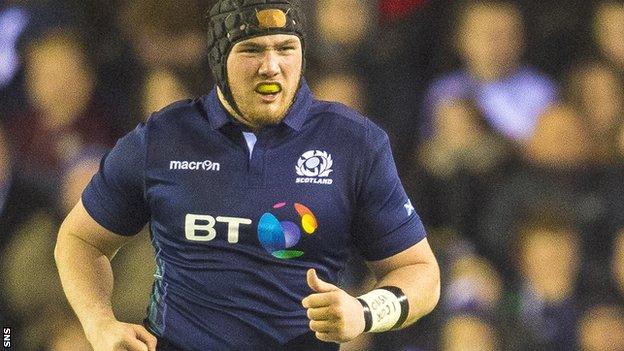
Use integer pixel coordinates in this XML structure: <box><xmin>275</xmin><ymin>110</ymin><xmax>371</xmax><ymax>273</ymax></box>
<box><xmin>256</xmin><ymin>9</ymin><xmax>287</xmax><ymax>29</ymax></box>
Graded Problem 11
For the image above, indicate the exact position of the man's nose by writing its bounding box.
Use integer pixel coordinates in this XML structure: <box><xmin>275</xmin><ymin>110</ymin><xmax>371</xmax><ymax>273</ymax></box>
<box><xmin>258</xmin><ymin>51</ymin><xmax>280</xmax><ymax>78</ymax></box>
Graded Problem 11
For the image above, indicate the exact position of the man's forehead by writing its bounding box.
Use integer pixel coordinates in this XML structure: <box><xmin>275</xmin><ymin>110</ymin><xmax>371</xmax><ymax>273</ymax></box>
<box><xmin>235</xmin><ymin>34</ymin><xmax>300</xmax><ymax>47</ymax></box>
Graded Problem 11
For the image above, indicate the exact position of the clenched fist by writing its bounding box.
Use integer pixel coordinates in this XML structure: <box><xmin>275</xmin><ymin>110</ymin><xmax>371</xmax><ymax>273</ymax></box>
<box><xmin>85</xmin><ymin>318</ymin><xmax>157</xmax><ymax>351</ymax></box>
<box><xmin>301</xmin><ymin>269</ymin><xmax>366</xmax><ymax>343</ymax></box>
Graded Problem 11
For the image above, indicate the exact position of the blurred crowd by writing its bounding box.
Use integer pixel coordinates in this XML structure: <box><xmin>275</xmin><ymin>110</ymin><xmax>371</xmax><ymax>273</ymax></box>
<box><xmin>1</xmin><ymin>0</ymin><xmax>624</xmax><ymax>350</ymax></box>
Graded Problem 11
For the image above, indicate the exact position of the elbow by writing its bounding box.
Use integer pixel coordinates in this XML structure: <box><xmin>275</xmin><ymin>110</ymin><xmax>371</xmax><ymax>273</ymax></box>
<box><xmin>54</xmin><ymin>241</ymin><xmax>64</xmax><ymax>266</ymax></box>
<box><xmin>55</xmin><ymin>219</ymin><xmax>78</xmax><ymax>265</ymax></box>
<box><xmin>54</xmin><ymin>222</ymin><xmax>68</xmax><ymax>265</ymax></box>
<box><xmin>425</xmin><ymin>260</ymin><xmax>441</xmax><ymax>315</ymax></box>
<box><xmin>403</xmin><ymin>260</ymin><xmax>440</xmax><ymax>327</ymax></box>
<box><xmin>430</xmin><ymin>264</ymin><xmax>441</xmax><ymax>314</ymax></box>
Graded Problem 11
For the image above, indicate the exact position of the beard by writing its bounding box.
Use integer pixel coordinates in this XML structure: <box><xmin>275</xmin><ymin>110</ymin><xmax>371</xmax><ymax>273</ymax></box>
<box><xmin>239</xmin><ymin>99</ymin><xmax>294</xmax><ymax>127</ymax></box>
<box><xmin>220</xmin><ymin>74</ymin><xmax>302</xmax><ymax>130</ymax></box>
<box><xmin>231</xmin><ymin>80</ymin><xmax>299</xmax><ymax>129</ymax></box>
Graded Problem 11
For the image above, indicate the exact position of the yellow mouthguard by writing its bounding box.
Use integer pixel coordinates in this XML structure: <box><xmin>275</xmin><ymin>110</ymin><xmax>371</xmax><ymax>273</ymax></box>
<box><xmin>256</xmin><ymin>83</ymin><xmax>281</xmax><ymax>94</ymax></box>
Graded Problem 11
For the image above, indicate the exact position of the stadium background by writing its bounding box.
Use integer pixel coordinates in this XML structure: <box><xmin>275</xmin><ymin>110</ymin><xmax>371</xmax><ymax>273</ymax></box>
<box><xmin>1</xmin><ymin>0</ymin><xmax>624</xmax><ymax>349</ymax></box>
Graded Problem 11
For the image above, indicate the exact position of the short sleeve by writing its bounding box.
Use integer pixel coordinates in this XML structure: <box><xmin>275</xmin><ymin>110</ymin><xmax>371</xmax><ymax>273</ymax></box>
<box><xmin>352</xmin><ymin>123</ymin><xmax>427</xmax><ymax>261</ymax></box>
<box><xmin>81</xmin><ymin>123</ymin><xmax>150</xmax><ymax>236</ymax></box>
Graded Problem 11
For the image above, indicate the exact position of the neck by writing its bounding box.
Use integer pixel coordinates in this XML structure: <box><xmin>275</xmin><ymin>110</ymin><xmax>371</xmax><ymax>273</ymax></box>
<box><xmin>467</xmin><ymin>61</ymin><xmax>516</xmax><ymax>82</ymax></box>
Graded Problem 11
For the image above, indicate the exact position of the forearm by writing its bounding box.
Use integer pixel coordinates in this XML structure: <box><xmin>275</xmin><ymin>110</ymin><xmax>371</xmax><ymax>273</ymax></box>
<box><xmin>54</xmin><ymin>230</ymin><xmax>117</xmax><ymax>335</ymax></box>
<box><xmin>374</xmin><ymin>261</ymin><xmax>440</xmax><ymax>328</ymax></box>
<box><xmin>302</xmin><ymin>259</ymin><xmax>440</xmax><ymax>342</ymax></box>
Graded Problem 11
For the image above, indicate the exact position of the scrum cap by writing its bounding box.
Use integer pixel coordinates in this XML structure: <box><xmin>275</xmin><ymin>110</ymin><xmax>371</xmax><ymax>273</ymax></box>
<box><xmin>206</xmin><ymin>0</ymin><xmax>306</xmax><ymax>115</ymax></box>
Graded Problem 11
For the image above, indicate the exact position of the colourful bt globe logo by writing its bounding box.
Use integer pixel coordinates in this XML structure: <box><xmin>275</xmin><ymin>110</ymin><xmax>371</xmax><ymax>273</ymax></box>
<box><xmin>257</xmin><ymin>202</ymin><xmax>318</xmax><ymax>259</ymax></box>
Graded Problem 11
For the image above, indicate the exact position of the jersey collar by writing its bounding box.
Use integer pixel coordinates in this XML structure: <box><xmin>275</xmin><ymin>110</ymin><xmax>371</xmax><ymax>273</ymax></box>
<box><xmin>203</xmin><ymin>77</ymin><xmax>313</xmax><ymax>132</ymax></box>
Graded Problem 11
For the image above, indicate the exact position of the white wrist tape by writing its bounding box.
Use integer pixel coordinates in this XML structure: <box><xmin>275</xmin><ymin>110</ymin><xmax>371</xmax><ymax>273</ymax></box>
<box><xmin>357</xmin><ymin>286</ymin><xmax>409</xmax><ymax>333</ymax></box>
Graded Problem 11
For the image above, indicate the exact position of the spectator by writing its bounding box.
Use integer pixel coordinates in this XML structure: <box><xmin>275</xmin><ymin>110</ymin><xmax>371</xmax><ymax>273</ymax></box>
<box><xmin>141</xmin><ymin>68</ymin><xmax>191</xmax><ymax>119</ymax></box>
<box><xmin>436</xmin><ymin>248</ymin><xmax>505</xmax><ymax>351</ymax></box>
<box><xmin>563</xmin><ymin>62</ymin><xmax>624</xmax><ymax>263</ymax></box>
<box><xmin>578</xmin><ymin>303</ymin><xmax>624</xmax><ymax>351</ymax></box>
<box><xmin>513</xmin><ymin>212</ymin><xmax>581</xmax><ymax>350</ymax></box>
<box><xmin>6</xmin><ymin>28</ymin><xmax>116</xmax><ymax>195</ymax></box>
<box><xmin>69</xmin><ymin>0</ymin><xmax>143</xmax><ymax>133</ymax></box>
<box><xmin>478</xmin><ymin>104</ymin><xmax>599</xmax><ymax>278</ymax></box>
<box><xmin>364</xmin><ymin>0</ymin><xmax>440</xmax><ymax>172</ymax></box>
<box><xmin>444</xmin><ymin>254</ymin><xmax>503</xmax><ymax>318</ymax></box>
<box><xmin>374</xmin><ymin>240</ymin><xmax>504</xmax><ymax>351</ymax></box>
<box><xmin>413</xmin><ymin>98</ymin><xmax>513</xmax><ymax>239</ymax></box>
<box><xmin>117</xmin><ymin>0</ymin><xmax>210</xmax><ymax>96</ymax></box>
<box><xmin>303</xmin><ymin>0</ymin><xmax>374</xmax><ymax>119</ymax></box>
<box><xmin>522</xmin><ymin>105</ymin><xmax>591</xmax><ymax>169</ymax></box>
<box><xmin>309</xmin><ymin>70</ymin><xmax>366</xmax><ymax>114</ymax></box>
<box><xmin>2</xmin><ymin>0</ymin><xmax>128</xmax><ymax>120</ymax></box>
<box><xmin>305</xmin><ymin>0</ymin><xmax>375</xmax><ymax>66</ymax></box>
<box><xmin>419</xmin><ymin>99</ymin><xmax>511</xmax><ymax>180</ymax></box>
<box><xmin>565</xmin><ymin>60</ymin><xmax>624</xmax><ymax>165</ymax></box>
<box><xmin>594</xmin><ymin>1</ymin><xmax>624</xmax><ymax>79</ymax></box>
<box><xmin>441</xmin><ymin>314</ymin><xmax>500</xmax><ymax>351</ymax></box>
<box><xmin>422</xmin><ymin>0</ymin><xmax>557</xmax><ymax>143</ymax></box>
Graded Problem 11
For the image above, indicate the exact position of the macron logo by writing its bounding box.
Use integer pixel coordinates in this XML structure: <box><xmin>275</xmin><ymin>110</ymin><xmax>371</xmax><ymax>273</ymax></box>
<box><xmin>170</xmin><ymin>160</ymin><xmax>221</xmax><ymax>171</ymax></box>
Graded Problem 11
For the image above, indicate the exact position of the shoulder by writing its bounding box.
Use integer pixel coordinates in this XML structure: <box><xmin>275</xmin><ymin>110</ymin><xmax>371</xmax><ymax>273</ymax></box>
<box><xmin>145</xmin><ymin>97</ymin><xmax>206</xmax><ymax>126</ymax></box>
<box><xmin>309</xmin><ymin>100</ymin><xmax>389</xmax><ymax>147</ymax></box>
<box><xmin>130</xmin><ymin>98</ymin><xmax>208</xmax><ymax>150</ymax></box>
<box><xmin>310</xmin><ymin>100</ymin><xmax>366</xmax><ymax>125</ymax></box>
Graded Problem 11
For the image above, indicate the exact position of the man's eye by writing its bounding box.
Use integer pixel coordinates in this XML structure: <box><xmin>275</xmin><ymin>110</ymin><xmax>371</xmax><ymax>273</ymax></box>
<box><xmin>279</xmin><ymin>46</ymin><xmax>295</xmax><ymax>52</ymax></box>
<box><xmin>241</xmin><ymin>48</ymin><xmax>260</xmax><ymax>53</ymax></box>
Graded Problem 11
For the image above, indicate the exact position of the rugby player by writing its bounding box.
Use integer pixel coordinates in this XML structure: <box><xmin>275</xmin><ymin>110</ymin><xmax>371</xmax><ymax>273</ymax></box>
<box><xmin>54</xmin><ymin>0</ymin><xmax>440</xmax><ymax>350</ymax></box>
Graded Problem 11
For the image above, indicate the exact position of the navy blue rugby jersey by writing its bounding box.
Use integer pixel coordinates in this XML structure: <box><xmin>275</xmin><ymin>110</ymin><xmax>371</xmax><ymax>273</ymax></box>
<box><xmin>82</xmin><ymin>80</ymin><xmax>427</xmax><ymax>350</ymax></box>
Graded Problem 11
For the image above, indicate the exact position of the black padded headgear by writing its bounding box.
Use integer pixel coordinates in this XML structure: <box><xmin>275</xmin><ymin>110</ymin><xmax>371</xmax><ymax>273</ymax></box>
<box><xmin>206</xmin><ymin>0</ymin><xmax>306</xmax><ymax>116</ymax></box>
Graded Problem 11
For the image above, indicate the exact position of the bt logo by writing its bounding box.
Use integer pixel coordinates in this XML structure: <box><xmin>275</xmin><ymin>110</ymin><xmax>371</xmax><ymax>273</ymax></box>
<box><xmin>257</xmin><ymin>202</ymin><xmax>318</xmax><ymax>259</ymax></box>
<box><xmin>185</xmin><ymin>215</ymin><xmax>251</xmax><ymax>243</ymax></box>
<box><xmin>184</xmin><ymin>202</ymin><xmax>318</xmax><ymax>259</ymax></box>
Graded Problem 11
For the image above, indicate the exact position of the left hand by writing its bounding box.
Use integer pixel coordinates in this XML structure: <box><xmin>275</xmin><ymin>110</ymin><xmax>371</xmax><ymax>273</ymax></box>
<box><xmin>301</xmin><ymin>269</ymin><xmax>366</xmax><ymax>343</ymax></box>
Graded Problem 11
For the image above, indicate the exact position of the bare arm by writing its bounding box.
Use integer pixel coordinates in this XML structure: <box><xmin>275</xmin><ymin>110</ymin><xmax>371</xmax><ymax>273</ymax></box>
<box><xmin>302</xmin><ymin>238</ymin><xmax>440</xmax><ymax>342</ymax></box>
<box><xmin>366</xmin><ymin>237</ymin><xmax>441</xmax><ymax>327</ymax></box>
<box><xmin>54</xmin><ymin>200</ymin><xmax>156</xmax><ymax>351</ymax></box>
